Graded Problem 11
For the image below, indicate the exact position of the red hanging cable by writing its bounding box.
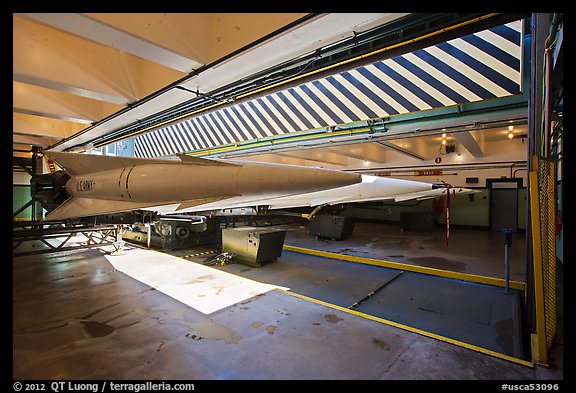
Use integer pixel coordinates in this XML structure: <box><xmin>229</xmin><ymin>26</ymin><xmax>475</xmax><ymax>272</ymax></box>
<box><xmin>544</xmin><ymin>46</ymin><xmax>551</xmax><ymax>158</ymax></box>
<box><xmin>444</xmin><ymin>183</ymin><xmax>451</xmax><ymax>247</ymax></box>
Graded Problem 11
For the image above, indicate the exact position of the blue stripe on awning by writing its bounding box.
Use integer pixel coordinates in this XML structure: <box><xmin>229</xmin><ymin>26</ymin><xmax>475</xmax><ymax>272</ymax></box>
<box><xmin>263</xmin><ymin>94</ymin><xmax>300</xmax><ymax>131</ymax></box>
<box><xmin>286</xmin><ymin>87</ymin><xmax>325</xmax><ymax>127</ymax></box>
<box><xmin>181</xmin><ymin>121</ymin><xmax>204</xmax><ymax>149</ymax></box>
<box><xmin>491</xmin><ymin>23</ymin><xmax>522</xmax><ymax>46</ymax></box>
<box><xmin>298</xmin><ymin>83</ymin><xmax>345</xmax><ymax>125</ymax></box>
<box><xmin>190</xmin><ymin>117</ymin><xmax>216</xmax><ymax>147</ymax></box>
<box><xmin>275</xmin><ymin>90</ymin><xmax>316</xmax><ymax>130</ymax></box>
<box><xmin>165</xmin><ymin>126</ymin><xmax>183</xmax><ymax>152</ymax></box>
<box><xmin>460</xmin><ymin>34</ymin><xmax>521</xmax><ymax>72</ymax></box>
<box><xmin>246</xmin><ymin>100</ymin><xmax>279</xmax><ymax>136</ymax></box>
<box><xmin>412</xmin><ymin>48</ymin><xmax>496</xmax><ymax>100</ymax></box>
<box><xmin>177</xmin><ymin>122</ymin><xmax>199</xmax><ymax>150</ymax></box>
<box><xmin>255</xmin><ymin>97</ymin><xmax>289</xmax><ymax>134</ymax></box>
<box><xmin>356</xmin><ymin>66</ymin><xmax>419</xmax><ymax>113</ymax></box>
<box><xmin>312</xmin><ymin>79</ymin><xmax>362</xmax><ymax>122</ymax></box>
<box><xmin>205</xmin><ymin>112</ymin><xmax>231</xmax><ymax>144</ymax></box>
<box><xmin>135</xmin><ymin>20</ymin><xmax>524</xmax><ymax>158</ymax></box>
<box><xmin>436</xmin><ymin>41</ymin><xmax>520</xmax><ymax>95</ymax></box>
<box><xmin>372</xmin><ymin>61</ymin><xmax>445</xmax><ymax>108</ymax></box>
<box><xmin>237</xmin><ymin>102</ymin><xmax>267</xmax><ymax>136</ymax></box>
<box><xmin>219</xmin><ymin>108</ymin><xmax>249</xmax><ymax>141</ymax></box>
<box><xmin>226</xmin><ymin>106</ymin><xmax>255</xmax><ymax>140</ymax></box>
<box><xmin>391</xmin><ymin>56</ymin><xmax>466</xmax><ymax>104</ymax></box>
<box><xmin>324</xmin><ymin>75</ymin><xmax>379</xmax><ymax>119</ymax></box>
<box><xmin>341</xmin><ymin>70</ymin><xmax>397</xmax><ymax>116</ymax></box>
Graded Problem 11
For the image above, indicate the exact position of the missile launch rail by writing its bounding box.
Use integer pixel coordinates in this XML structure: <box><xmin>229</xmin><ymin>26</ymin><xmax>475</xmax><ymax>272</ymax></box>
<box><xmin>13</xmin><ymin>220</ymin><xmax>121</xmax><ymax>257</ymax></box>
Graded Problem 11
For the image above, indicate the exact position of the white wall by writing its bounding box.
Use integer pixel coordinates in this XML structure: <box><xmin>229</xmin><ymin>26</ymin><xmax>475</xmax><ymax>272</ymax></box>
<box><xmin>13</xmin><ymin>172</ymin><xmax>31</xmax><ymax>185</ymax></box>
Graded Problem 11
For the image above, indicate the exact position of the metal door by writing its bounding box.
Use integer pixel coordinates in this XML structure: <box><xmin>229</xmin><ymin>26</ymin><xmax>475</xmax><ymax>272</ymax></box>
<box><xmin>491</xmin><ymin>188</ymin><xmax>518</xmax><ymax>232</ymax></box>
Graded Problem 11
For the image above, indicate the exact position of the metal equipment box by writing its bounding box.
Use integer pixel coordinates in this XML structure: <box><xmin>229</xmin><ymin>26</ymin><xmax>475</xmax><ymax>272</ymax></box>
<box><xmin>400</xmin><ymin>212</ymin><xmax>436</xmax><ymax>231</ymax></box>
<box><xmin>222</xmin><ymin>227</ymin><xmax>286</xmax><ymax>267</ymax></box>
<box><xmin>308</xmin><ymin>215</ymin><xmax>355</xmax><ymax>240</ymax></box>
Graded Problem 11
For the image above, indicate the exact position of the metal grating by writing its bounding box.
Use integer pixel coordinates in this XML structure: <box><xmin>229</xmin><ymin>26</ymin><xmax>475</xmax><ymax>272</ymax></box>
<box><xmin>538</xmin><ymin>158</ymin><xmax>557</xmax><ymax>350</ymax></box>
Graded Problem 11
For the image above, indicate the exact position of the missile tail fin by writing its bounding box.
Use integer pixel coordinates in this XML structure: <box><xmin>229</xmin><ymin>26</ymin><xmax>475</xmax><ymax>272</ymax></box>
<box><xmin>45</xmin><ymin>151</ymin><xmax>239</xmax><ymax>177</ymax></box>
<box><xmin>44</xmin><ymin>197</ymin><xmax>167</xmax><ymax>221</ymax></box>
<box><xmin>45</xmin><ymin>152</ymin><xmax>148</xmax><ymax>176</ymax></box>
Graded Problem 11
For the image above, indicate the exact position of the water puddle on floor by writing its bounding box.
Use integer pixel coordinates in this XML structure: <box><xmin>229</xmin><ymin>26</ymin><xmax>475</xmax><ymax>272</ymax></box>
<box><xmin>80</xmin><ymin>320</ymin><xmax>116</xmax><ymax>338</ymax></box>
<box><xmin>183</xmin><ymin>319</ymin><xmax>241</xmax><ymax>344</ymax></box>
<box><xmin>323</xmin><ymin>313</ymin><xmax>343</xmax><ymax>324</ymax></box>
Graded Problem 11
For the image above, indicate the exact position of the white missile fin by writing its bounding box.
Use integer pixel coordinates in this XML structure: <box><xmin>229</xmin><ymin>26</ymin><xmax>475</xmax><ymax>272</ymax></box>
<box><xmin>176</xmin><ymin>196</ymin><xmax>240</xmax><ymax>211</ymax></box>
<box><xmin>44</xmin><ymin>197</ymin><xmax>172</xmax><ymax>221</ymax></box>
<box><xmin>177</xmin><ymin>154</ymin><xmax>239</xmax><ymax>167</ymax></box>
<box><xmin>309</xmin><ymin>196</ymin><xmax>350</xmax><ymax>207</ymax></box>
<box><xmin>393</xmin><ymin>187</ymin><xmax>479</xmax><ymax>202</ymax></box>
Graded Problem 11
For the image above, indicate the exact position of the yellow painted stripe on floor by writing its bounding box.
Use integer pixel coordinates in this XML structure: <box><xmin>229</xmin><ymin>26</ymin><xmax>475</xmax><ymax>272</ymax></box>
<box><xmin>181</xmin><ymin>250</ymin><xmax>219</xmax><ymax>259</ymax></box>
<box><xmin>274</xmin><ymin>288</ymin><xmax>534</xmax><ymax>368</ymax></box>
<box><xmin>283</xmin><ymin>245</ymin><xmax>526</xmax><ymax>291</ymax></box>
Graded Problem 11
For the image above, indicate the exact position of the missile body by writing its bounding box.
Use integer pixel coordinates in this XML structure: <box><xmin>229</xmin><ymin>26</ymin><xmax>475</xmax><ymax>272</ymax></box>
<box><xmin>173</xmin><ymin>174</ymin><xmax>480</xmax><ymax>213</ymax></box>
<box><xmin>44</xmin><ymin>151</ymin><xmax>361</xmax><ymax>221</ymax></box>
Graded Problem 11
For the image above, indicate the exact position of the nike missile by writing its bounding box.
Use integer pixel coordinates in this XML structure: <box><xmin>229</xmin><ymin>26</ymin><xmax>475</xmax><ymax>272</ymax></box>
<box><xmin>166</xmin><ymin>174</ymin><xmax>480</xmax><ymax>213</ymax></box>
<box><xmin>43</xmin><ymin>151</ymin><xmax>361</xmax><ymax>221</ymax></box>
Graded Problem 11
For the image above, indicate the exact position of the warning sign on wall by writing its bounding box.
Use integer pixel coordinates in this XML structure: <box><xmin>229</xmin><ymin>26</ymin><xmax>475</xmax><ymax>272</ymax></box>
<box><xmin>414</xmin><ymin>170</ymin><xmax>443</xmax><ymax>176</ymax></box>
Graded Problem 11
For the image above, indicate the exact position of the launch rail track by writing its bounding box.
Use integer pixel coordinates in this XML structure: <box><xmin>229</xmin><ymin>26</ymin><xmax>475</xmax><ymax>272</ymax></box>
<box><xmin>12</xmin><ymin>221</ymin><xmax>119</xmax><ymax>257</ymax></box>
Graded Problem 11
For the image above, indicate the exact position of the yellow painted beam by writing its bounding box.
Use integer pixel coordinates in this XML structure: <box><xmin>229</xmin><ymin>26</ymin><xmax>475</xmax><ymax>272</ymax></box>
<box><xmin>283</xmin><ymin>244</ymin><xmax>526</xmax><ymax>291</ymax></box>
<box><xmin>192</xmin><ymin>127</ymin><xmax>372</xmax><ymax>157</ymax></box>
<box><xmin>529</xmin><ymin>167</ymin><xmax>548</xmax><ymax>366</ymax></box>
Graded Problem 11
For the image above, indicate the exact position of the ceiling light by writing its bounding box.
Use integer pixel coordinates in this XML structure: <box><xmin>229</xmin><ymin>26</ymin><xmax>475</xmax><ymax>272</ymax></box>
<box><xmin>441</xmin><ymin>139</ymin><xmax>447</xmax><ymax>145</ymax></box>
<box><xmin>507</xmin><ymin>131</ymin><xmax>514</xmax><ymax>139</ymax></box>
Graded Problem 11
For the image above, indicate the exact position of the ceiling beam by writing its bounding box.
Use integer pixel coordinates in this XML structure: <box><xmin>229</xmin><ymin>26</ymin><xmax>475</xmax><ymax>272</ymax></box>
<box><xmin>14</xmin><ymin>134</ymin><xmax>57</xmax><ymax>148</ymax></box>
<box><xmin>322</xmin><ymin>144</ymin><xmax>388</xmax><ymax>163</ymax></box>
<box><xmin>238</xmin><ymin>153</ymin><xmax>310</xmax><ymax>167</ymax></box>
<box><xmin>13</xmin><ymin>15</ymin><xmax>185</xmax><ymax>104</ymax></box>
<box><xmin>179</xmin><ymin>13</ymin><xmax>409</xmax><ymax>93</ymax></box>
<box><xmin>275</xmin><ymin>151</ymin><xmax>348</xmax><ymax>167</ymax></box>
<box><xmin>13</xmin><ymin>82</ymin><xmax>121</xmax><ymax>124</ymax></box>
<box><xmin>14</xmin><ymin>132</ymin><xmax>62</xmax><ymax>142</ymax></box>
<box><xmin>375</xmin><ymin>141</ymin><xmax>427</xmax><ymax>161</ymax></box>
<box><xmin>13</xmin><ymin>113</ymin><xmax>86</xmax><ymax>140</ymax></box>
<box><xmin>452</xmin><ymin>131</ymin><xmax>485</xmax><ymax>158</ymax></box>
<box><xmin>20</xmin><ymin>13</ymin><xmax>204</xmax><ymax>74</ymax></box>
<box><xmin>320</xmin><ymin>147</ymin><xmax>373</xmax><ymax>163</ymax></box>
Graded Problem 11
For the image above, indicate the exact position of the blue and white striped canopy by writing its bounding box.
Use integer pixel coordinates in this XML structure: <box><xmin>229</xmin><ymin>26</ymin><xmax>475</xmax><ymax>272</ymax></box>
<box><xmin>135</xmin><ymin>20</ymin><xmax>523</xmax><ymax>158</ymax></box>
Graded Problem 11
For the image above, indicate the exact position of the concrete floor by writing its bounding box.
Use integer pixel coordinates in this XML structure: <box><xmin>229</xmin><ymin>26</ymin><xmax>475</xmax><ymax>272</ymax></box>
<box><xmin>12</xmin><ymin>221</ymin><xmax>563</xmax><ymax>380</ymax></box>
<box><xmin>281</xmin><ymin>221</ymin><xmax>529</xmax><ymax>282</ymax></box>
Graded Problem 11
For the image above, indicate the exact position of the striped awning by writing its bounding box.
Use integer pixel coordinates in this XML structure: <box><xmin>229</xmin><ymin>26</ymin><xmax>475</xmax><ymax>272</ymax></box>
<box><xmin>135</xmin><ymin>20</ymin><xmax>523</xmax><ymax>158</ymax></box>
